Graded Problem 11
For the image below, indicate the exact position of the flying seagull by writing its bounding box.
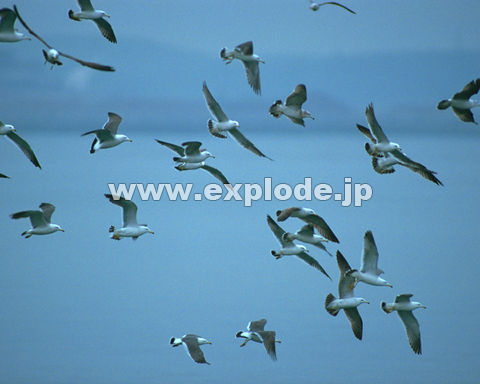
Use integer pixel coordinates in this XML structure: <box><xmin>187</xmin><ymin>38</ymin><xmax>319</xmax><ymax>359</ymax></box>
<box><xmin>309</xmin><ymin>1</ymin><xmax>356</xmax><ymax>13</ymax></box>
<box><xmin>104</xmin><ymin>194</ymin><xmax>154</xmax><ymax>240</ymax></box>
<box><xmin>276</xmin><ymin>207</ymin><xmax>339</xmax><ymax>243</ymax></box>
<box><xmin>203</xmin><ymin>82</ymin><xmax>271</xmax><ymax>159</ymax></box>
<box><xmin>236</xmin><ymin>318</ymin><xmax>281</xmax><ymax>361</ymax></box>
<box><xmin>381</xmin><ymin>294</ymin><xmax>426</xmax><ymax>354</ymax></box>
<box><xmin>282</xmin><ymin>224</ymin><xmax>332</xmax><ymax>257</ymax></box>
<box><xmin>437</xmin><ymin>79</ymin><xmax>480</xmax><ymax>124</ymax></box>
<box><xmin>345</xmin><ymin>230</ymin><xmax>393</xmax><ymax>287</ymax></box>
<box><xmin>220</xmin><ymin>41</ymin><xmax>264</xmax><ymax>95</ymax></box>
<box><xmin>269</xmin><ymin>84</ymin><xmax>314</xmax><ymax>126</ymax></box>
<box><xmin>325</xmin><ymin>251</ymin><xmax>369</xmax><ymax>340</ymax></box>
<box><xmin>81</xmin><ymin>113</ymin><xmax>131</xmax><ymax>153</ymax></box>
<box><xmin>0</xmin><ymin>121</ymin><xmax>41</xmax><ymax>169</ymax></box>
<box><xmin>170</xmin><ymin>334</ymin><xmax>212</xmax><ymax>364</ymax></box>
<box><xmin>14</xmin><ymin>5</ymin><xmax>114</xmax><ymax>71</ymax></box>
<box><xmin>10</xmin><ymin>203</ymin><xmax>64</xmax><ymax>238</ymax></box>
<box><xmin>267</xmin><ymin>215</ymin><xmax>331</xmax><ymax>279</ymax></box>
<box><xmin>0</xmin><ymin>7</ymin><xmax>30</xmax><ymax>42</ymax></box>
<box><xmin>68</xmin><ymin>0</ymin><xmax>117</xmax><ymax>43</ymax></box>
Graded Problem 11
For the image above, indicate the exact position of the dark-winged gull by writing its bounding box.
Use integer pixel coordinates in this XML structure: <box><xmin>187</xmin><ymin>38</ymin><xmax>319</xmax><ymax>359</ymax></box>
<box><xmin>325</xmin><ymin>251</ymin><xmax>369</xmax><ymax>340</ymax></box>
<box><xmin>269</xmin><ymin>84</ymin><xmax>314</xmax><ymax>127</ymax></box>
<box><xmin>437</xmin><ymin>79</ymin><xmax>480</xmax><ymax>124</ymax></box>
<box><xmin>345</xmin><ymin>230</ymin><xmax>393</xmax><ymax>287</ymax></box>
<box><xmin>14</xmin><ymin>5</ymin><xmax>114</xmax><ymax>71</ymax></box>
<box><xmin>81</xmin><ymin>113</ymin><xmax>131</xmax><ymax>153</ymax></box>
<box><xmin>381</xmin><ymin>294</ymin><xmax>426</xmax><ymax>354</ymax></box>
<box><xmin>276</xmin><ymin>207</ymin><xmax>339</xmax><ymax>243</ymax></box>
<box><xmin>267</xmin><ymin>215</ymin><xmax>331</xmax><ymax>279</ymax></box>
<box><xmin>104</xmin><ymin>194</ymin><xmax>154</xmax><ymax>240</ymax></box>
<box><xmin>0</xmin><ymin>7</ymin><xmax>30</xmax><ymax>42</ymax></box>
<box><xmin>10</xmin><ymin>203</ymin><xmax>64</xmax><ymax>238</ymax></box>
<box><xmin>309</xmin><ymin>1</ymin><xmax>356</xmax><ymax>13</ymax></box>
<box><xmin>220</xmin><ymin>41</ymin><xmax>264</xmax><ymax>95</ymax></box>
<box><xmin>170</xmin><ymin>334</ymin><xmax>212</xmax><ymax>364</ymax></box>
<box><xmin>68</xmin><ymin>0</ymin><xmax>117</xmax><ymax>43</ymax></box>
<box><xmin>202</xmin><ymin>82</ymin><xmax>271</xmax><ymax>160</ymax></box>
<box><xmin>0</xmin><ymin>121</ymin><xmax>41</xmax><ymax>169</ymax></box>
<box><xmin>283</xmin><ymin>224</ymin><xmax>333</xmax><ymax>257</ymax></box>
<box><xmin>236</xmin><ymin>318</ymin><xmax>281</xmax><ymax>361</ymax></box>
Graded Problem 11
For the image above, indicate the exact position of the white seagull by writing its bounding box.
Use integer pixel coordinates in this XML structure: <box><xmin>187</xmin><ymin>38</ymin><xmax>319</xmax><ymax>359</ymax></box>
<box><xmin>309</xmin><ymin>1</ymin><xmax>356</xmax><ymax>13</ymax></box>
<box><xmin>81</xmin><ymin>113</ymin><xmax>132</xmax><ymax>153</ymax></box>
<box><xmin>325</xmin><ymin>251</ymin><xmax>369</xmax><ymax>340</ymax></box>
<box><xmin>104</xmin><ymin>194</ymin><xmax>154</xmax><ymax>240</ymax></box>
<box><xmin>0</xmin><ymin>7</ymin><xmax>30</xmax><ymax>42</ymax></box>
<box><xmin>68</xmin><ymin>0</ymin><xmax>117</xmax><ymax>43</ymax></box>
<box><xmin>170</xmin><ymin>334</ymin><xmax>212</xmax><ymax>365</ymax></box>
<box><xmin>267</xmin><ymin>215</ymin><xmax>331</xmax><ymax>279</ymax></box>
<box><xmin>269</xmin><ymin>84</ymin><xmax>314</xmax><ymax>126</ymax></box>
<box><xmin>381</xmin><ymin>294</ymin><xmax>426</xmax><ymax>354</ymax></box>
<box><xmin>276</xmin><ymin>207</ymin><xmax>339</xmax><ymax>243</ymax></box>
<box><xmin>10</xmin><ymin>203</ymin><xmax>65</xmax><ymax>238</ymax></box>
<box><xmin>236</xmin><ymin>319</ymin><xmax>281</xmax><ymax>361</ymax></box>
<box><xmin>203</xmin><ymin>81</ymin><xmax>271</xmax><ymax>159</ymax></box>
<box><xmin>437</xmin><ymin>79</ymin><xmax>480</xmax><ymax>124</ymax></box>
<box><xmin>220</xmin><ymin>41</ymin><xmax>264</xmax><ymax>95</ymax></box>
<box><xmin>345</xmin><ymin>230</ymin><xmax>393</xmax><ymax>288</ymax></box>
<box><xmin>282</xmin><ymin>224</ymin><xmax>332</xmax><ymax>257</ymax></box>
<box><xmin>0</xmin><ymin>121</ymin><xmax>41</xmax><ymax>169</ymax></box>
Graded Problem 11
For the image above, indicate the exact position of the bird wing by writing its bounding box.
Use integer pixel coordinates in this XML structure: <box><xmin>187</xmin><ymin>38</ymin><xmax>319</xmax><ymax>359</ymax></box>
<box><xmin>336</xmin><ymin>250</ymin><xmax>352</xmax><ymax>274</ymax></box>
<box><xmin>105</xmin><ymin>194</ymin><xmax>138</xmax><ymax>227</ymax></box>
<box><xmin>228</xmin><ymin>128</ymin><xmax>271</xmax><ymax>159</ymax></box>
<box><xmin>395</xmin><ymin>294</ymin><xmax>413</xmax><ymax>303</ymax></box>
<box><xmin>285</xmin><ymin>84</ymin><xmax>307</xmax><ymax>108</ymax></box>
<box><xmin>267</xmin><ymin>215</ymin><xmax>288</xmax><ymax>247</ymax></box>
<box><xmin>258</xmin><ymin>331</ymin><xmax>277</xmax><ymax>361</ymax></box>
<box><xmin>0</xmin><ymin>8</ymin><xmax>17</xmax><ymax>33</ymax></box>
<box><xmin>302</xmin><ymin>214</ymin><xmax>339</xmax><ymax>243</ymax></box>
<box><xmin>452</xmin><ymin>107</ymin><xmax>477</xmax><ymax>124</ymax></box>
<box><xmin>0</xmin><ymin>173</ymin><xmax>9</xmax><ymax>178</ymax></box>
<box><xmin>356</xmin><ymin>124</ymin><xmax>377</xmax><ymax>143</ymax></box>
<box><xmin>321</xmin><ymin>2</ymin><xmax>356</xmax><ymax>14</ymax></box>
<box><xmin>337</xmin><ymin>251</ymin><xmax>355</xmax><ymax>298</ymax></box>
<box><xmin>297</xmin><ymin>251</ymin><xmax>331</xmax><ymax>279</ymax></box>
<box><xmin>200</xmin><ymin>165</ymin><xmax>231</xmax><ymax>186</ymax></box>
<box><xmin>390</xmin><ymin>150</ymin><xmax>444</xmax><ymax>186</ymax></box>
<box><xmin>11</xmin><ymin>210</ymin><xmax>47</xmax><ymax>228</ymax></box>
<box><xmin>361</xmin><ymin>230</ymin><xmax>381</xmax><ymax>274</ymax></box>
<box><xmin>78</xmin><ymin>0</ymin><xmax>94</xmax><ymax>11</ymax></box>
<box><xmin>344</xmin><ymin>307</ymin><xmax>363</xmax><ymax>340</ymax></box>
<box><xmin>182</xmin><ymin>335</ymin><xmax>210</xmax><ymax>364</ymax></box>
<box><xmin>248</xmin><ymin>318</ymin><xmax>267</xmax><ymax>332</ymax></box>
<box><xmin>182</xmin><ymin>141</ymin><xmax>202</xmax><ymax>156</ymax></box>
<box><xmin>6</xmin><ymin>131</ymin><xmax>41</xmax><ymax>169</ymax></box>
<box><xmin>39</xmin><ymin>203</ymin><xmax>55</xmax><ymax>224</ymax></box>
<box><xmin>93</xmin><ymin>17</ymin><xmax>117</xmax><ymax>43</ymax></box>
<box><xmin>81</xmin><ymin>129</ymin><xmax>113</xmax><ymax>142</ymax></box>
<box><xmin>235</xmin><ymin>41</ymin><xmax>253</xmax><ymax>55</ymax></box>
<box><xmin>286</xmin><ymin>116</ymin><xmax>306</xmax><ymax>126</ymax></box>
<box><xmin>104</xmin><ymin>112</ymin><xmax>122</xmax><ymax>135</ymax></box>
<box><xmin>276</xmin><ymin>207</ymin><xmax>300</xmax><ymax>221</ymax></box>
<box><xmin>202</xmin><ymin>81</ymin><xmax>229</xmax><ymax>122</ymax></box>
<box><xmin>155</xmin><ymin>139</ymin><xmax>185</xmax><ymax>156</ymax></box>
<box><xmin>365</xmin><ymin>103</ymin><xmax>389</xmax><ymax>143</ymax></box>
<box><xmin>397</xmin><ymin>310</ymin><xmax>422</xmax><ymax>354</ymax></box>
<box><xmin>297</xmin><ymin>224</ymin><xmax>315</xmax><ymax>237</ymax></box>
<box><xmin>453</xmin><ymin>79</ymin><xmax>480</xmax><ymax>100</ymax></box>
<box><xmin>242</xmin><ymin>60</ymin><xmax>261</xmax><ymax>95</ymax></box>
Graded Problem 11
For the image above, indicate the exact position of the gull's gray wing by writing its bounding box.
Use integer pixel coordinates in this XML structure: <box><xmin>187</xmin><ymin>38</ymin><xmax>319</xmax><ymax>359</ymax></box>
<box><xmin>397</xmin><ymin>310</ymin><xmax>421</xmax><ymax>354</ymax></box>
<box><xmin>104</xmin><ymin>112</ymin><xmax>122</xmax><ymax>135</ymax></box>
<box><xmin>453</xmin><ymin>79</ymin><xmax>480</xmax><ymax>100</ymax></box>
<box><xmin>182</xmin><ymin>141</ymin><xmax>202</xmax><ymax>156</ymax></box>
<box><xmin>182</xmin><ymin>335</ymin><xmax>210</xmax><ymax>364</ymax></box>
<box><xmin>365</xmin><ymin>103</ymin><xmax>389</xmax><ymax>143</ymax></box>
<box><xmin>297</xmin><ymin>251</ymin><xmax>331</xmax><ymax>279</ymax></box>
<box><xmin>258</xmin><ymin>331</ymin><xmax>277</xmax><ymax>361</ymax></box>
<box><xmin>302</xmin><ymin>214</ymin><xmax>339</xmax><ymax>243</ymax></box>
<box><xmin>452</xmin><ymin>107</ymin><xmax>477</xmax><ymax>124</ymax></box>
<box><xmin>344</xmin><ymin>307</ymin><xmax>363</xmax><ymax>340</ymax></box>
<box><xmin>93</xmin><ymin>17</ymin><xmax>117</xmax><ymax>43</ymax></box>
<box><xmin>203</xmin><ymin>81</ymin><xmax>229</xmax><ymax>122</ymax></box>
<box><xmin>395</xmin><ymin>294</ymin><xmax>413</xmax><ymax>303</ymax></box>
<box><xmin>361</xmin><ymin>230</ymin><xmax>381</xmax><ymax>275</ymax></box>
<box><xmin>6</xmin><ymin>131</ymin><xmax>41</xmax><ymax>169</ymax></box>
<box><xmin>81</xmin><ymin>129</ymin><xmax>113</xmax><ymax>142</ymax></box>
<box><xmin>105</xmin><ymin>194</ymin><xmax>138</xmax><ymax>227</ymax></box>
<box><xmin>200</xmin><ymin>165</ymin><xmax>231</xmax><ymax>186</ymax></box>
<box><xmin>235</xmin><ymin>41</ymin><xmax>253</xmax><ymax>55</ymax></box>
<box><xmin>356</xmin><ymin>124</ymin><xmax>377</xmax><ymax>143</ymax></box>
<box><xmin>297</xmin><ymin>224</ymin><xmax>315</xmax><ymax>236</ymax></box>
<box><xmin>155</xmin><ymin>139</ymin><xmax>185</xmax><ymax>156</ymax></box>
<box><xmin>267</xmin><ymin>214</ymin><xmax>288</xmax><ymax>247</ymax></box>
<box><xmin>321</xmin><ymin>2</ymin><xmax>356</xmax><ymax>14</ymax></box>
<box><xmin>0</xmin><ymin>8</ymin><xmax>16</xmax><ymax>33</ymax></box>
<box><xmin>228</xmin><ymin>128</ymin><xmax>272</xmax><ymax>159</ymax></box>
<box><xmin>10</xmin><ymin>210</ymin><xmax>46</xmax><ymax>228</ymax></box>
<box><xmin>242</xmin><ymin>60</ymin><xmax>261</xmax><ymax>95</ymax></box>
<box><xmin>276</xmin><ymin>207</ymin><xmax>301</xmax><ymax>221</ymax></box>
<box><xmin>337</xmin><ymin>251</ymin><xmax>355</xmax><ymax>298</ymax></box>
<box><xmin>39</xmin><ymin>203</ymin><xmax>55</xmax><ymax>224</ymax></box>
<box><xmin>285</xmin><ymin>84</ymin><xmax>307</xmax><ymax>108</ymax></box>
<box><xmin>248</xmin><ymin>319</ymin><xmax>267</xmax><ymax>332</ymax></box>
<box><xmin>78</xmin><ymin>0</ymin><xmax>94</xmax><ymax>11</ymax></box>
<box><xmin>390</xmin><ymin>150</ymin><xmax>444</xmax><ymax>186</ymax></box>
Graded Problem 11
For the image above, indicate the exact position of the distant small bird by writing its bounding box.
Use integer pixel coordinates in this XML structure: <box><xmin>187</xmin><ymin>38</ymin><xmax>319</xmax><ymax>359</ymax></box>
<box><xmin>10</xmin><ymin>203</ymin><xmax>65</xmax><ymax>238</ymax></box>
<box><xmin>0</xmin><ymin>7</ymin><xmax>30</xmax><ymax>42</ymax></box>
<box><xmin>170</xmin><ymin>334</ymin><xmax>212</xmax><ymax>364</ymax></box>
<box><xmin>236</xmin><ymin>318</ymin><xmax>281</xmax><ymax>361</ymax></box>
<box><xmin>68</xmin><ymin>0</ymin><xmax>117</xmax><ymax>43</ymax></box>
<box><xmin>269</xmin><ymin>84</ymin><xmax>314</xmax><ymax>126</ymax></box>
<box><xmin>220</xmin><ymin>41</ymin><xmax>264</xmax><ymax>95</ymax></box>
<box><xmin>0</xmin><ymin>121</ymin><xmax>41</xmax><ymax>169</ymax></box>
<box><xmin>325</xmin><ymin>251</ymin><xmax>369</xmax><ymax>340</ymax></box>
<box><xmin>81</xmin><ymin>113</ymin><xmax>131</xmax><ymax>153</ymax></box>
<box><xmin>309</xmin><ymin>1</ymin><xmax>356</xmax><ymax>14</ymax></box>
<box><xmin>104</xmin><ymin>194</ymin><xmax>154</xmax><ymax>240</ymax></box>
<box><xmin>437</xmin><ymin>79</ymin><xmax>480</xmax><ymax>124</ymax></box>
<box><xmin>282</xmin><ymin>224</ymin><xmax>332</xmax><ymax>257</ymax></box>
<box><xmin>381</xmin><ymin>294</ymin><xmax>426</xmax><ymax>354</ymax></box>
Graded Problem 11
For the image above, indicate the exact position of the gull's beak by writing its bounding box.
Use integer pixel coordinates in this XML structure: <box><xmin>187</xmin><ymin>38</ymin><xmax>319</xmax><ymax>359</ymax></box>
<box><xmin>207</xmin><ymin>341</ymin><xmax>213</xmax><ymax>345</ymax></box>
<box><xmin>105</xmin><ymin>14</ymin><xmax>111</xmax><ymax>18</ymax></box>
<box><xmin>60</xmin><ymin>228</ymin><xmax>65</xmax><ymax>232</ymax></box>
<box><xmin>421</xmin><ymin>305</ymin><xmax>427</xmax><ymax>309</ymax></box>
<box><xmin>129</xmin><ymin>139</ymin><xmax>133</xmax><ymax>142</ymax></box>
<box><xmin>365</xmin><ymin>301</ymin><xmax>370</xmax><ymax>304</ymax></box>
<box><xmin>211</xmin><ymin>155</ymin><xmax>216</xmax><ymax>159</ymax></box>
<box><xmin>149</xmin><ymin>230</ymin><xmax>155</xmax><ymax>234</ymax></box>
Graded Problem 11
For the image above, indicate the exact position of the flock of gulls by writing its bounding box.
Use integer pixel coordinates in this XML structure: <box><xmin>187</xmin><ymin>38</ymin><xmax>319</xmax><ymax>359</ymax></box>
<box><xmin>1</xmin><ymin>0</ymin><xmax>478</xmax><ymax>367</ymax></box>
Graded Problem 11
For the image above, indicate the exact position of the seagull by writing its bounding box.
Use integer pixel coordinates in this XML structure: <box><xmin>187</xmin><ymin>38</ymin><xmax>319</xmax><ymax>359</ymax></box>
<box><xmin>104</xmin><ymin>194</ymin><xmax>154</xmax><ymax>240</ymax></box>
<box><xmin>0</xmin><ymin>121</ymin><xmax>41</xmax><ymax>169</ymax></box>
<box><xmin>345</xmin><ymin>230</ymin><xmax>393</xmax><ymax>287</ymax></box>
<box><xmin>269</xmin><ymin>84</ymin><xmax>314</xmax><ymax>126</ymax></box>
<box><xmin>10</xmin><ymin>203</ymin><xmax>64</xmax><ymax>238</ymax></box>
<box><xmin>0</xmin><ymin>7</ymin><xmax>30</xmax><ymax>42</ymax></box>
<box><xmin>309</xmin><ymin>1</ymin><xmax>356</xmax><ymax>14</ymax></box>
<box><xmin>276</xmin><ymin>207</ymin><xmax>339</xmax><ymax>243</ymax></box>
<box><xmin>437</xmin><ymin>79</ymin><xmax>480</xmax><ymax>124</ymax></box>
<box><xmin>381</xmin><ymin>294</ymin><xmax>426</xmax><ymax>354</ymax></box>
<box><xmin>220</xmin><ymin>41</ymin><xmax>264</xmax><ymax>95</ymax></box>
<box><xmin>68</xmin><ymin>0</ymin><xmax>117</xmax><ymax>43</ymax></box>
<box><xmin>325</xmin><ymin>251</ymin><xmax>369</xmax><ymax>340</ymax></box>
<box><xmin>267</xmin><ymin>215</ymin><xmax>331</xmax><ymax>279</ymax></box>
<box><xmin>236</xmin><ymin>319</ymin><xmax>281</xmax><ymax>361</ymax></box>
<box><xmin>14</xmin><ymin>6</ymin><xmax>115</xmax><ymax>72</ymax></box>
<box><xmin>170</xmin><ymin>334</ymin><xmax>212</xmax><ymax>364</ymax></box>
<box><xmin>203</xmin><ymin>82</ymin><xmax>271</xmax><ymax>159</ymax></box>
<box><xmin>81</xmin><ymin>113</ymin><xmax>131</xmax><ymax>153</ymax></box>
<box><xmin>282</xmin><ymin>224</ymin><xmax>332</xmax><ymax>257</ymax></box>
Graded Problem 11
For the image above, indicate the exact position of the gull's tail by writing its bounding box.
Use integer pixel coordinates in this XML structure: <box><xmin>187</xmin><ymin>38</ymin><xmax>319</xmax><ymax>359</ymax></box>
<box><xmin>68</xmin><ymin>10</ymin><xmax>80</xmax><ymax>21</ymax></box>
<box><xmin>325</xmin><ymin>293</ymin><xmax>339</xmax><ymax>316</ymax></box>
<box><xmin>381</xmin><ymin>302</ymin><xmax>393</xmax><ymax>314</ymax></box>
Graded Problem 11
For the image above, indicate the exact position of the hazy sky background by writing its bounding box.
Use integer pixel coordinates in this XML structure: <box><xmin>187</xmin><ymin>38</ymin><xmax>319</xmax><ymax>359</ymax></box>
<box><xmin>1</xmin><ymin>1</ymin><xmax>480</xmax><ymax>383</ymax></box>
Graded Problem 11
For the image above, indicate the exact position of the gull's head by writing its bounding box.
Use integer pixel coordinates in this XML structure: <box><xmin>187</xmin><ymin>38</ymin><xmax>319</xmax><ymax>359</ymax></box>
<box><xmin>299</xmin><ymin>245</ymin><xmax>308</xmax><ymax>252</ymax></box>
<box><xmin>120</xmin><ymin>135</ymin><xmax>133</xmax><ymax>143</ymax></box>
<box><xmin>310</xmin><ymin>3</ymin><xmax>320</xmax><ymax>11</ymax></box>
<box><xmin>302</xmin><ymin>110</ymin><xmax>314</xmax><ymax>120</ymax></box>
<box><xmin>359</xmin><ymin>298</ymin><xmax>369</xmax><ymax>305</ymax></box>
<box><xmin>232</xmin><ymin>120</ymin><xmax>240</xmax><ymax>128</ymax></box>
<box><xmin>303</xmin><ymin>208</ymin><xmax>315</xmax><ymax>215</ymax></box>
<box><xmin>100</xmin><ymin>11</ymin><xmax>110</xmax><ymax>18</ymax></box>
<box><xmin>392</xmin><ymin>143</ymin><xmax>401</xmax><ymax>151</ymax></box>
<box><xmin>4</xmin><ymin>124</ymin><xmax>16</xmax><ymax>133</ymax></box>
<box><xmin>54</xmin><ymin>225</ymin><xmax>65</xmax><ymax>232</ymax></box>
<box><xmin>197</xmin><ymin>337</ymin><xmax>212</xmax><ymax>345</ymax></box>
<box><xmin>205</xmin><ymin>151</ymin><xmax>215</xmax><ymax>159</ymax></box>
